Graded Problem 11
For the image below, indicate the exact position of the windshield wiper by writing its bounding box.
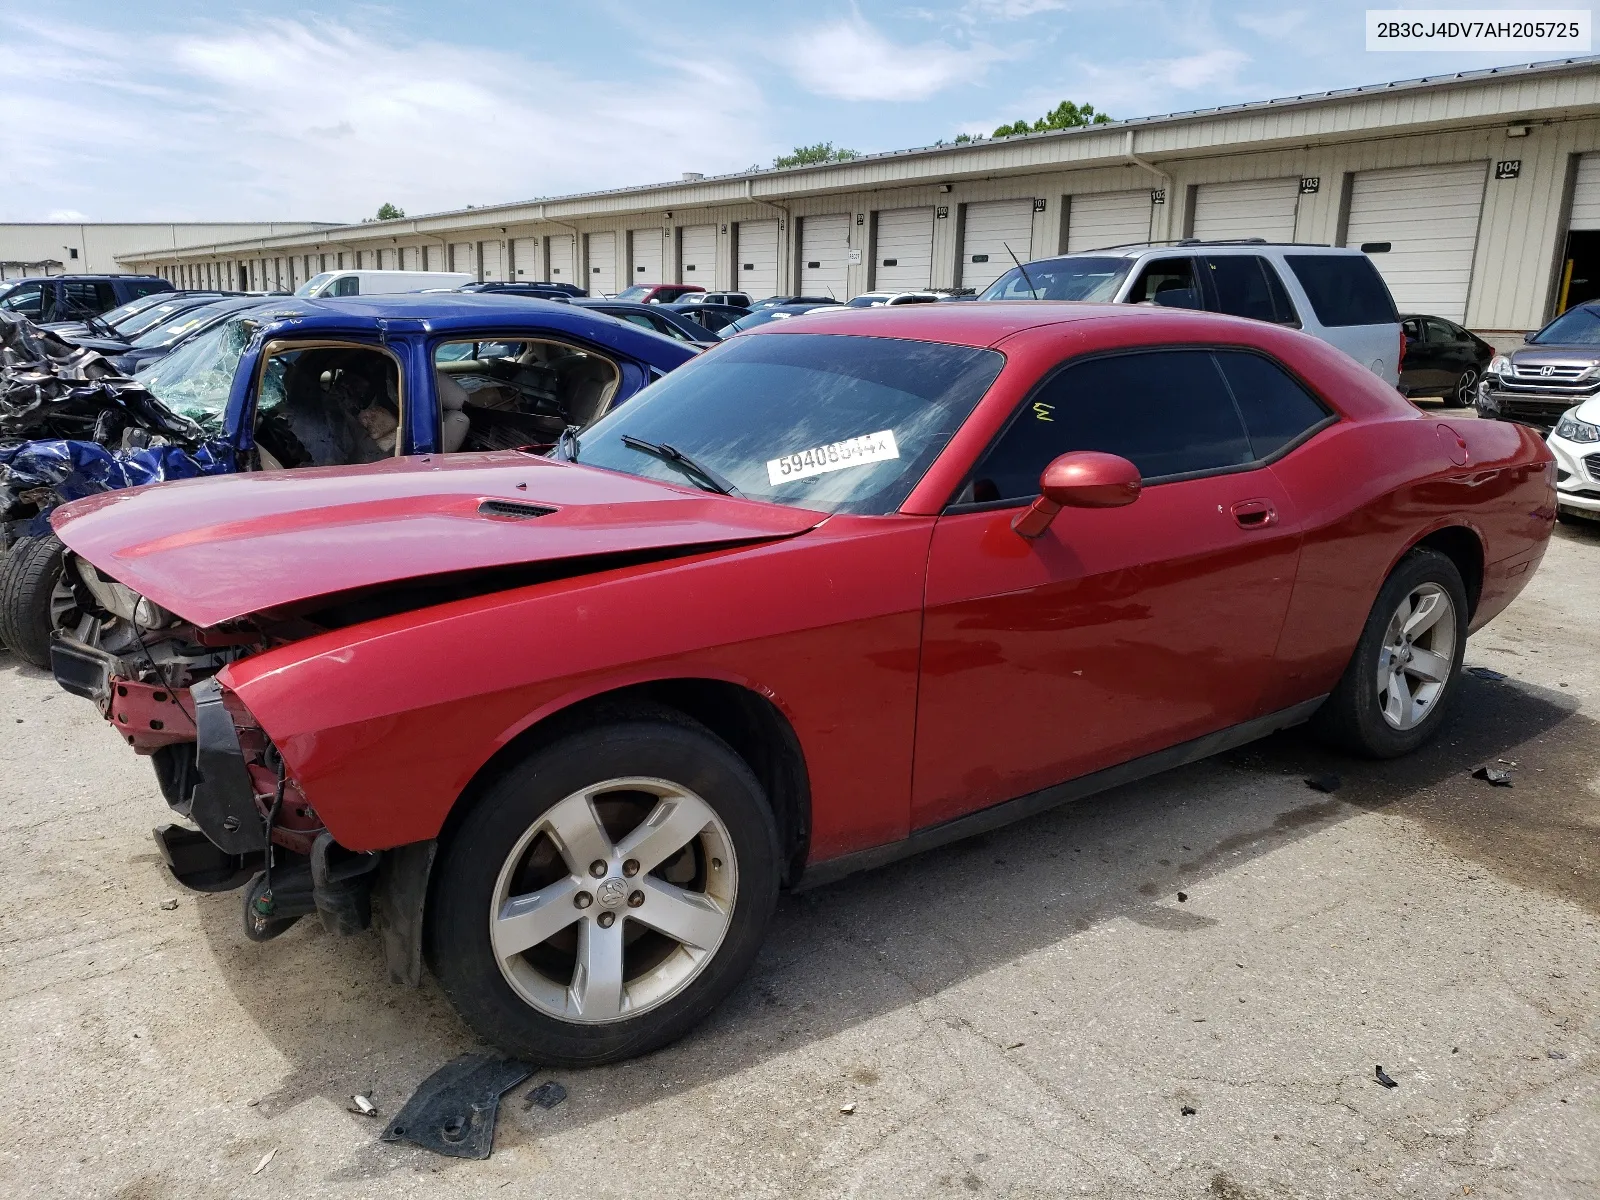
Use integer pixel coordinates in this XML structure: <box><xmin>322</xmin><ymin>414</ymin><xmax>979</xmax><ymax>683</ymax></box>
<box><xmin>619</xmin><ymin>434</ymin><xmax>742</xmax><ymax>497</ymax></box>
<box><xmin>555</xmin><ymin>425</ymin><xmax>580</xmax><ymax>462</ymax></box>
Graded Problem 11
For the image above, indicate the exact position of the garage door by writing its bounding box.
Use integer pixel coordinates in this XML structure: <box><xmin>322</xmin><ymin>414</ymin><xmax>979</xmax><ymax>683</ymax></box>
<box><xmin>587</xmin><ymin>232</ymin><xmax>617</xmax><ymax>295</ymax></box>
<box><xmin>1568</xmin><ymin>153</ymin><xmax>1600</xmax><ymax>229</ymax></box>
<box><xmin>680</xmin><ymin>225</ymin><xmax>717</xmax><ymax>284</ymax></box>
<box><xmin>874</xmin><ymin>207</ymin><xmax>934</xmax><ymax>291</ymax></box>
<box><xmin>479</xmin><ymin>240</ymin><xmax>506</xmax><ymax>283</ymax></box>
<box><xmin>800</xmin><ymin>214</ymin><xmax>851</xmax><ymax>297</ymax></box>
<box><xmin>547</xmin><ymin>235</ymin><xmax>575</xmax><ymax>285</ymax></box>
<box><xmin>629</xmin><ymin>228</ymin><xmax>664</xmax><ymax>282</ymax></box>
<box><xmin>736</xmin><ymin>220</ymin><xmax>779</xmax><ymax>298</ymax></box>
<box><xmin>1190</xmin><ymin>178</ymin><xmax>1300</xmax><ymax>242</ymax></box>
<box><xmin>449</xmin><ymin>243</ymin><xmax>474</xmax><ymax>277</ymax></box>
<box><xmin>511</xmin><ymin>238</ymin><xmax>541</xmax><ymax>279</ymax></box>
<box><xmin>1067</xmin><ymin>190</ymin><xmax>1152</xmax><ymax>252</ymax></box>
<box><xmin>961</xmin><ymin>199</ymin><xmax>1033</xmax><ymax>290</ymax></box>
<box><xmin>1344</xmin><ymin>162</ymin><xmax>1488</xmax><ymax>322</ymax></box>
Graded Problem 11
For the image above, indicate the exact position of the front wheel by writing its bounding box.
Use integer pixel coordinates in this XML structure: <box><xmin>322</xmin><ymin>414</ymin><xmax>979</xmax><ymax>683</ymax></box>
<box><xmin>1312</xmin><ymin>547</ymin><xmax>1468</xmax><ymax>759</ymax></box>
<box><xmin>1452</xmin><ymin>367</ymin><xmax>1479</xmax><ymax>407</ymax></box>
<box><xmin>427</xmin><ymin>713</ymin><xmax>781</xmax><ymax>1066</ymax></box>
<box><xmin>0</xmin><ymin>535</ymin><xmax>69</xmax><ymax>669</ymax></box>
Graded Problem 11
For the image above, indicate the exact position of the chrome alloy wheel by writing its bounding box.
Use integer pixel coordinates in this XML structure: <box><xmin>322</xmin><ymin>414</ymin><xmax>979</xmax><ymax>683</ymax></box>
<box><xmin>489</xmin><ymin>777</ymin><xmax>737</xmax><ymax>1024</ymax></box>
<box><xmin>1376</xmin><ymin>582</ymin><xmax>1458</xmax><ymax>730</ymax></box>
<box><xmin>1454</xmin><ymin>367</ymin><xmax>1479</xmax><ymax>407</ymax></box>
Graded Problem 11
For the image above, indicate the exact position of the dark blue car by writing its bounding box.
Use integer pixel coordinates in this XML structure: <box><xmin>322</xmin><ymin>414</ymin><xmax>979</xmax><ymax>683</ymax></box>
<box><xmin>0</xmin><ymin>293</ymin><xmax>698</xmax><ymax>665</ymax></box>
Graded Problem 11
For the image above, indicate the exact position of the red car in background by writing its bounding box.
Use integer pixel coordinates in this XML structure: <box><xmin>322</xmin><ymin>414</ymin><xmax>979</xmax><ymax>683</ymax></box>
<box><xmin>613</xmin><ymin>283</ymin><xmax>704</xmax><ymax>304</ymax></box>
<box><xmin>47</xmin><ymin>304</ymin><xmax>1554</xmax><ymax>1066</ymax></box>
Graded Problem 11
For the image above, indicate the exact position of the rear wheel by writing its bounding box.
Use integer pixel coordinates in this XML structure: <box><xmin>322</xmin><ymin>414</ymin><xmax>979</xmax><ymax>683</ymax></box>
<box><xmin>427</xmin><ymin>713</ymin><xmax>781</xmax><ymax>1066</ymax></box>
<box><xmin>1312</xmin><ymin>547</ymin><xmax>1467</xmax><ymax>758</ymax></box>
<box><xmin>0</xmin><ymin>535</ymin><xmax>68</xmax><ymax>669</ymax></box>
<box><xmin>1452</xmin><ymin>367</ymin><xmax>1479</xmax><ymax>407</ymax></box>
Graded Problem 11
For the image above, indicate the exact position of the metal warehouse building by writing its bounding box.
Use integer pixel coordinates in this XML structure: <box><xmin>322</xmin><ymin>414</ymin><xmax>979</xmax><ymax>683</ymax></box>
<box><xmin>120</xmin><ymin>56</ymin><xmax>1600</xmax><ymax>340</ymax></box>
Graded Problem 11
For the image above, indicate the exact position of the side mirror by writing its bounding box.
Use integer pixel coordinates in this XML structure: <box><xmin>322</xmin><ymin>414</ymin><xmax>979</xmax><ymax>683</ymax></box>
<box><xmin>1523</xmin><ymin>330</ymin><xmax>1537</xmax><ymax>343</ymax></box>
<box><xmin>1012</xmin><ymin>452</ymin><xmax>1142</xmax><ymax>538</ymax></box>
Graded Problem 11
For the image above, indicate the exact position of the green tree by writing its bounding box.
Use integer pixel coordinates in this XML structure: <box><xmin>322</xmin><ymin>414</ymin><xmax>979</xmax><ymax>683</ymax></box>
<box><xmin>773</xmin><ymin>142</ymin><xmax>859</xmax><ymax>169</ymax></box>
<box><xmin>993</xmin><ymin>101</ymin><xmax>1112</xmax><ymax>139</ymax></box>
<box><xmin>376</xmin><ymin>202</ymin><xmax>406</xmax><ymax>220</ymax></box>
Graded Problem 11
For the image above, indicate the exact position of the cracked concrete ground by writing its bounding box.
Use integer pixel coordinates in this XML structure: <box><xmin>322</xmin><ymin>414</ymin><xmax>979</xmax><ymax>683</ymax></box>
<box><xmin>1</xmin><ymin>524</ymin><xmax>1596</xmax><ymax>1199</ymax></box>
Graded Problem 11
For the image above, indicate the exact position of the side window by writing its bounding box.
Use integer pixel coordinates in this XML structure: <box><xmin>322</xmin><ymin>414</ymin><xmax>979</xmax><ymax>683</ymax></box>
<box><xmin>1424</xmin><ymin>318</ymin><xmax>1456</xmax><ymax>344</ymax></box>
<box><xmin>0</xmin><ymin>284</ymin><xmax>45</xmax><ymax>318</ymax></box>
<box><xmin>964</xmin><ymin>349</ymin><xmax>1253</xmax><ymax>502</ymax></box>
<box><xmin>253</xmin><ymin>344</ymin><xmax>401</xmax><ymax>470</ymax></box>
<box><xmin>1126</xmin><ymin>258</ymin><xmax>1201</xmax><ymax>309</ymax></box>
<box><xmin>1212</xmin><ymin>350</ymin><xmax>1332</xmax><ymax>459</ymax></box>
<box><xmin>61</xmin><ymin>282</ymin><xmax>109</xmax><ymax>317</ymax></box>
<box><xmin>1284</xmin><ymin>255</ymin><xmax>1399</xmax><ymax>327</ymax></box>
<box><xmin>1204</xmin><ymin>256</ymin><xmax>1297</xmax><ymax>325</ymax></box>
<box><xmin>1402</xmin><ymin>317</ymin><xmax>1423</xmax><ymax>342</ymax></box>
<box><xmin>132</xmin><ymin>282</ymin><xmax>166</xmax><ymax>299</ymax></box>
<box><xmin>332</xmin><ymin>276</ymin><xmax>360</xmax><ymax>297</ymax></box>
<box><xmin>434</xmin><ymin>337</ymin><xmax>622</xmax><ymax>452</ymax></box>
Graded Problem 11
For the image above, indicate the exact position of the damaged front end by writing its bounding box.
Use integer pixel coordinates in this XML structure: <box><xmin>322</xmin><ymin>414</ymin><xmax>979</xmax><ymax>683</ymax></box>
<box><xmin>51</xmin><ymin>550</ymin><xmax>410</xmax><ymax>957</ymax></box>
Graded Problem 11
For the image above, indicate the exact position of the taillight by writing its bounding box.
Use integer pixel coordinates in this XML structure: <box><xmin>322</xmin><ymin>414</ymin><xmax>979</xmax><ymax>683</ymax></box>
<box><xmin>1399</xmin><ymin>327</ymin><xmax>1406</xmax><ymax>367</ymax></box>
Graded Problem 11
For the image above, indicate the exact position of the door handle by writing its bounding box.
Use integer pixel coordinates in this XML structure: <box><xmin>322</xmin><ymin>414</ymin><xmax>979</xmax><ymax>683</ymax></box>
<box><xmin>1230</xmin><ymin>498</ymin><xmax>1278</xmax><ymax>529</ymax></box>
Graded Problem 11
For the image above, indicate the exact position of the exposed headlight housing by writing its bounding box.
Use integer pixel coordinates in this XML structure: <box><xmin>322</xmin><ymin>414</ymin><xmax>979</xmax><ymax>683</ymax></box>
<box><xmin>134</xmin><ymin>595</ymin><xmax>178</xmax><ymax>630</ymax></box>
<box><xmin>1553</xmin><ymin>408</ymin><xmax>1600</xmax><ymax>443</ymax></box>
<box><xmin>1488</xmin><ymin>354</ymin><xmax>1512</xmax><ymax>376</ymax></box>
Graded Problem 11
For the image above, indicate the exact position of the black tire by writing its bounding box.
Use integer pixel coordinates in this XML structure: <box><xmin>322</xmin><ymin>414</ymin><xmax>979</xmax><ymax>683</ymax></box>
<box><xmin>0</xmin><ymin>534</ymin><xmax>67</xmax><ymax>669</ymax></box>
<box><xmin>1312</xmin><ymin>547</ymin><xmax>1468</xmax><ymax>759</ymax></box>
<box><xmin>427</xmin><ymin>713</ymin><xmax>781</xmax><ymax>1066</ymax></box>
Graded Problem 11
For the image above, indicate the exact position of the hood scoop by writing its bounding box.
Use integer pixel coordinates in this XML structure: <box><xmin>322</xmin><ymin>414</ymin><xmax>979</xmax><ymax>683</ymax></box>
<box><xmin>477</xmin><ymin>499</ymin><xmax>556</xmax><ymax>520</ymax></box>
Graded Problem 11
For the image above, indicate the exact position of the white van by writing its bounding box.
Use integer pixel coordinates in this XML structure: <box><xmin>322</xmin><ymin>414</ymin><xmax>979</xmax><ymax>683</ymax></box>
<box><xmin>293</xmin><ymin>270</ymin><xmax>475</xmax><ymax>299</ymax></box>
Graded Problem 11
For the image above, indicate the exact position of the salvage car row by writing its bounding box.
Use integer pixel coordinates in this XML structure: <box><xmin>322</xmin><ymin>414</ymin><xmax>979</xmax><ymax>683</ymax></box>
<box><xmin>0</xmin><ymin>251</ymin><xmax>1558</xmax><ymax>1067</ymax></box>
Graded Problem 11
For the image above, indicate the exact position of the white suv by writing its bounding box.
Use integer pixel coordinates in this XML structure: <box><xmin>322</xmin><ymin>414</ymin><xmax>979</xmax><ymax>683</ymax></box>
<box><xmin>979</xmin><ymin>241</ymin><xmax>1402</xmax><ymax>385</ymax></box>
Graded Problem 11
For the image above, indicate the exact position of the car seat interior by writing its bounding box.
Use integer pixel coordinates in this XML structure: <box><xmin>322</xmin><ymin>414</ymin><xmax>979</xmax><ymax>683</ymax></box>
<box><xmin>434</xmin><ymin>339</ymin><xmax>621</xmax><ymax>452</ymax></box>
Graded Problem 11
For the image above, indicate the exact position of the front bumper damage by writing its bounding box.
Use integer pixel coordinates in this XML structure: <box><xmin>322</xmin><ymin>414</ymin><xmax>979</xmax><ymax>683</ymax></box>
<box><xmin>1546</xmin><ymin>429</ymin><xmax>1600</xmax><ymax>520</ymax></box>
<box><xmin>1477</xmin><ymin>377</ymin><xmax>1600</xmax><ymax>430</ymax></box>
<box><xmin>52</xmin><ymin>617</ymin><xmax>427</xmax><ymax>966</ymax></box>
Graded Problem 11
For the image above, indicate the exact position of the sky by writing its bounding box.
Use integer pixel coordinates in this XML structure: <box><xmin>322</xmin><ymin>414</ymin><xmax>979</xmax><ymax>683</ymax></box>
<box><xmin>0</xmin><ymin>0</ymin><xmax>1590</xmax><ymax>223</ymax></box>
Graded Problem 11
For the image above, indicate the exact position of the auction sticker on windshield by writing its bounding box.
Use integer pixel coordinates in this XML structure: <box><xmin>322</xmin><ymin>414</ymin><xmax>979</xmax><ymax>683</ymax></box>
<box><xmin>767</xmin><ymin>430</ymin><xmax>899</xmax><ymax>486</ymax></box>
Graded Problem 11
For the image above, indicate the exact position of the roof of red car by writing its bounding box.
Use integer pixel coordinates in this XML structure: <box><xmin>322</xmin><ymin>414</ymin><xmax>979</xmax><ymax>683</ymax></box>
<box><xmin>751</xmin><ymin>301</ymin><xmax>1211</xmax><ymax>348</ymax></box>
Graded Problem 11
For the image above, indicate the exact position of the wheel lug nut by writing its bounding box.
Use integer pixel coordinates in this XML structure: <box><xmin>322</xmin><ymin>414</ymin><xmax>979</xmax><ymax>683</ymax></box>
<box><xmin>627</xmin><ymin>890</ymin><xmax>644</xmax><ymax>908</ymax></box>
<box><xmin>597</xmin><ymin>911</ymin><xmax>616</xmax><ymax>928</ymax></box>
<box><xmin>574</xmin><ymin>892</ymin><xmax>593</xmax><ymax>909</ymax></box>
<box><xmin>623</xmin><ymin>859</ymin><xmax>640</xmax><ymax>877</ymax></box>
<box><xmin>589</xmin><ymin>860</ymin><xmax>607</xmax><ymax>878</ymax></box>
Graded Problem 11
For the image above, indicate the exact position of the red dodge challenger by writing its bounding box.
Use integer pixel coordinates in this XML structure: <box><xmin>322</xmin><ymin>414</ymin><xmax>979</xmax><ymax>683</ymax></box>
<box><xmin>46</xmin><ymin>303</ymin><xmax>1554</xmax><ymax>1065</ymax></box>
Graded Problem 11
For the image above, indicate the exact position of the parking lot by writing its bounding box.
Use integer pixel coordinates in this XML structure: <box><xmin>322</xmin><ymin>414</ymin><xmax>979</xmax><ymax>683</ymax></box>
<box><xmin>0</xmin><ymin>508</ymin><xmax>1591</xmax><ymax>1199</ymax></box>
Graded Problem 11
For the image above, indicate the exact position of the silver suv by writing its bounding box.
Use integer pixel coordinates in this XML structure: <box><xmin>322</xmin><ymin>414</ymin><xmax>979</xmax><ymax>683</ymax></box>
<box><xmin>979</xmin><ymin>241</ymin><xmax>1402</xmax><ymax>385</ymax></box>
<box><xmin>1476</xmin><ymin>303</ymin><xmax>1600</xmax><ymax>430</ymax></box>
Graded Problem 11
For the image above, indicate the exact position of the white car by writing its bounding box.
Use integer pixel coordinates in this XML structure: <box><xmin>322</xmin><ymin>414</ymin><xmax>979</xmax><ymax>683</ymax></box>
<box><xmin>1547</xmin><ymin>396</ymin><xmax>1600</xmax><ymax>523</ymax></box>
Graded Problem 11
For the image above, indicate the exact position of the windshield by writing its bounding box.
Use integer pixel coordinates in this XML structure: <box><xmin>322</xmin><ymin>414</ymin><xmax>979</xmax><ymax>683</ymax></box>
<box><xmin>978</xmin><ymin>257</ymin><xmax>1133</xmax><ymax>302</ymax></box>
<box><xmin>129</xmin><ymin>300</ymin><xmax>240</xmax><ymax>349</ymax></box>
<box><xmin>614</xmin><ymin>286</ymin><xmax>652</xmax><ymax>301</ymax></box>
<box><xmin>1532</xmin><ymin>305</ymin><xmax>1600</xmax><ymax>345</ymax></box>
<box><xmin>294</xmin><ymin>272</ymin><xmax>335</xmax><ymax>298</ymax></box>
<box><xmin>113</xmin><ymin>295</ymin><xmax>216</xmax><ymax>338</ymax></box>
<box><xmin>95</xmin><ymin>292</ymin><xmax>183</xmax><ymax>331</ymax></box>
<box><xmin>135</xmin><ymin>314</ymin><xmax>260</xmax><ymax>425</ymax></box>
<box><xmin>719</xmin><ymin>308</ymin><xmax>810</xmax><ymax>336</ymax></box>
<box><xmin>572</xmin><ymin>333</ymin><xmax>1004</xmax><ymax>515</ymax></box>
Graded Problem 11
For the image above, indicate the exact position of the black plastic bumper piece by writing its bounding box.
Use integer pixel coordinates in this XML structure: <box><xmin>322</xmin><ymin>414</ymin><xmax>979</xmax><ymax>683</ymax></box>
<box><xmin>51</xmin><ymin>637</ymin><xmax>111</xmax><ymax>704</ymax></box>
<box><xmin>189</xmin><ymin>676</ymin><xmax>266</xmax><ymax>855</ymax></box>
<box><xmin>153</xmin><ymin>823</ymin><xmax>263</xmax><ymax>893</ymax></box>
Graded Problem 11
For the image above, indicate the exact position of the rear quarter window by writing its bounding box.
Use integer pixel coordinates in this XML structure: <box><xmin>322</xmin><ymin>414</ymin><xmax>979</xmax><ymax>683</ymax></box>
<box><xmin>1284</xmin><ymin>255</ymin><xmax>1398</xmax><ymax>327</ymax></box>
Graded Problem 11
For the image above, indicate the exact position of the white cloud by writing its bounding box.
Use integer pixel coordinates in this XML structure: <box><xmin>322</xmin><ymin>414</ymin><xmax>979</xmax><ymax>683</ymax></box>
<box><xmin>780</xmin><ymin>16</ymin><xmax>1004</xmax><ymax>101</ymax></box>
<box><xmin>1235</xmin><ymin>10</ymin><xmax>1311</xmax><ymax>40</ymax></box>
<box><xmin>46</xmin><ymin>210</ymin><xmax>88</xmax><ymax>221</ymax></box>
<box><xmin>963</xmin><ymin>0</ymin><xmax>1074</xmax><ymax>16</ymax></box>
<box><xmin>1164</xmin><ymin>48</ymin><xmax>1250</xmax><ymax>89</ymax></box>
<box><xmin>0</xmin><ymin>15</ymin><xmax>770</xmax><ymax>222</ymax></box>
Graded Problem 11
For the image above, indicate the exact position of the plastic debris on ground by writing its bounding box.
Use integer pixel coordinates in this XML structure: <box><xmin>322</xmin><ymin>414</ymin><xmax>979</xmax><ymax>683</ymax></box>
<box><xmin>350</xmin><ymin>1094</ymin><xmax>379</xmax><ymax>1116</ymax></box>
<box><xmin>840</xmin><ymin>1102</ymin><xmax>857</xmax><ymax>1115</ymax></box>
<box><xmin>1305</xmin><ymin>773</ymin><xmax>1342</xmax><ymax>794</ymax></box>
<box><xmin>380</xmin><ymin>1054</ymin><xmax>532</xmax><ymax>1160</ymax></box>
<box><xmin>1471</xmin><ymin>765</ymin><xmax>1514</xmax><ymax>787</ymax></box>
<box><xmin>0</xmin><ymin>311</ymin><xmax>230</xmax><ymax>534</ymax></box>
<box><xmin>1375</xmin><ymin>1065</ymin><xmax>1399</xmax><ymax>1089</ymax></box>
<box><xmin>1465</xmin><ymin>666</ymin><xmax>1508</xmax><ymax>681</ymax></box>
<box><xmin>250</xmin><ymin>1149</ymin><xmax>275</xmax><ymax>1175</ymax></box>
<box><xmin>523</xmin><ymin>1081</ymin><xmax>567</xmax><ymax>1111</ymax></box>
<box><xmin>1180</xmin><ymin>1105</ymin><xmax>1198</xmax><ymax>1116</ymax></box>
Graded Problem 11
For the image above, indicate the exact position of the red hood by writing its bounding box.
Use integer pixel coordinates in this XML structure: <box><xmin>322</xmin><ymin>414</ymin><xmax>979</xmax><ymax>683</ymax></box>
<box><xmin>53</xmin><ymin>451</ymin><xmax>825</xmax><ymax>627</ymax></box>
